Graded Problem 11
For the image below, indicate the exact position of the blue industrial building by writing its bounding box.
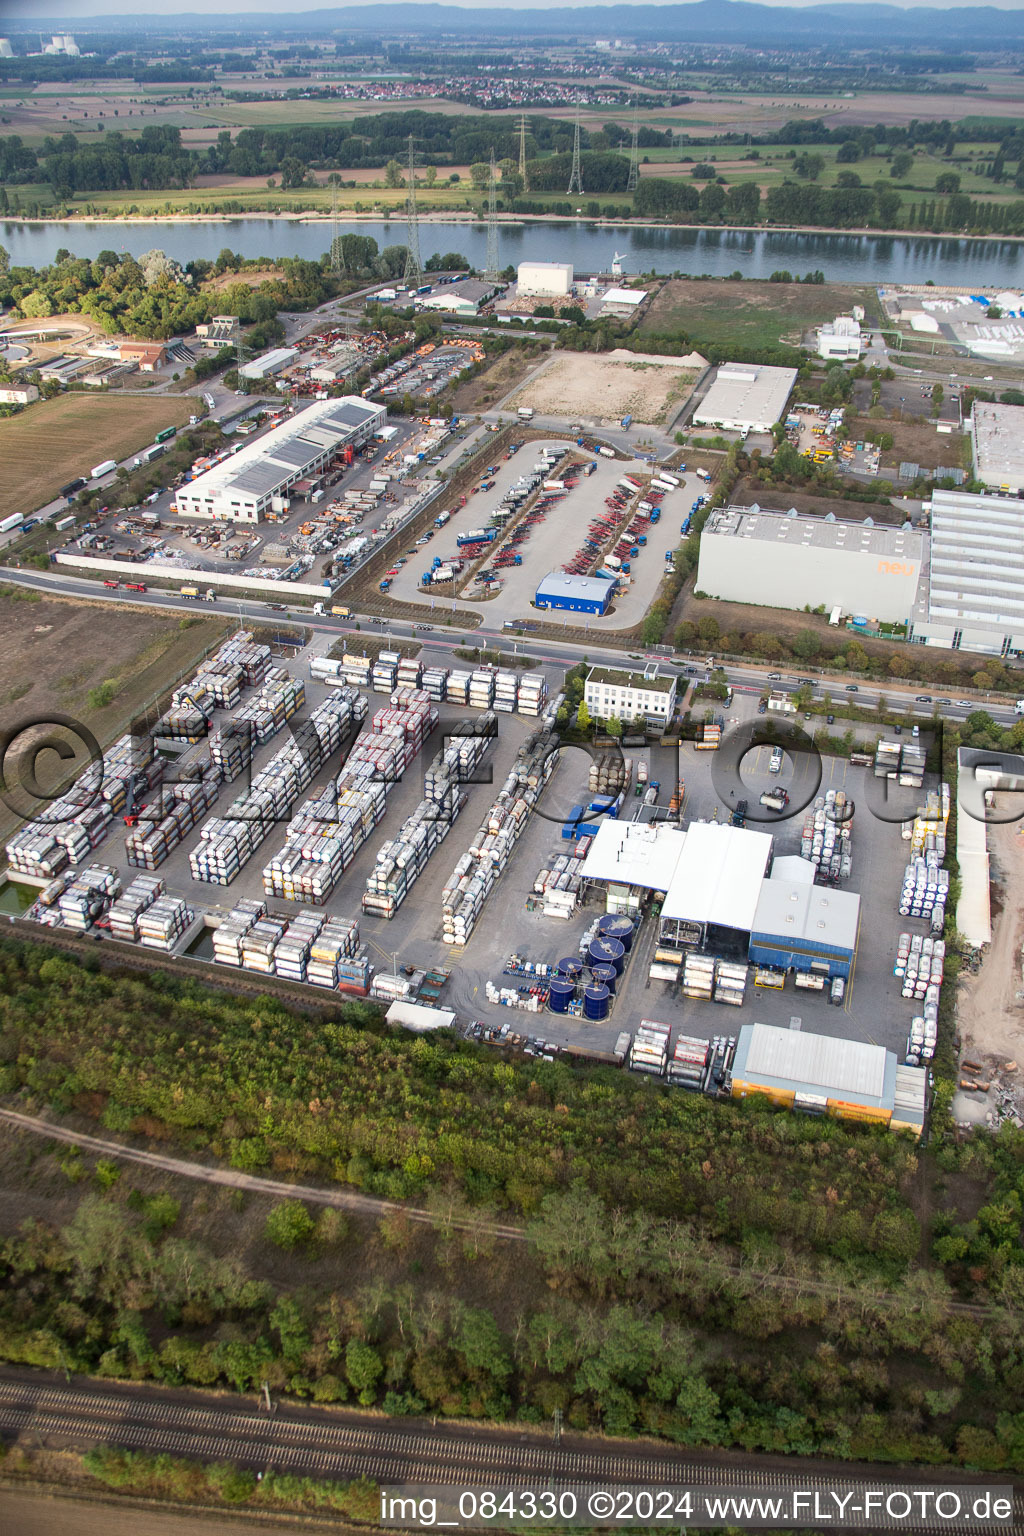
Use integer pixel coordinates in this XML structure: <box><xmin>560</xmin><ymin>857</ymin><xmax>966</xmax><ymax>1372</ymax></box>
<box><xmin>535</xmin><ymin>571</ymin><xmax>616</xmax><ymax>616</ymax></box>
<box><xmin>748</xmin><ymin>877</ymin><xmax>860</xmax><ymax>980</ymax></box>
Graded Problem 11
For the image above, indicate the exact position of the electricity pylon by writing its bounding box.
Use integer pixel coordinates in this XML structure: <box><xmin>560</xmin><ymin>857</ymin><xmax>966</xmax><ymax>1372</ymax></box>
<box><xmin>485</xmin><ymin>150</ymin><xmax>500</xmax><ymax>280</ymax></box>
<box><xmin>626</xmin><ymin>98</ymin><xmax>640</xmax><ymax>193</ymax></box>
<box><xmin>403</xmin><ymin>134</ymin><xmax>422</xmax><ymax>287</ymax></box>
<box><xmin>518</xmin><ymin>111</ymin><xmax>529</xmax><ymax>193</ymax></box>
<box><xmin>567</xmin><ymin>105</ymin><xmax>583</xmax><ymax>196</ymax></box>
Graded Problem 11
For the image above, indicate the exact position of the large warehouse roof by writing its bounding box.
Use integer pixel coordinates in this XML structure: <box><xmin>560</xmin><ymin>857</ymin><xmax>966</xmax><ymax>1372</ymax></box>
<box><xmin>918</xmin><ymin>488</ymin><xmax>1024</xmax><ymax>640</ymax></box>
<box><xmin>662</xmin><ymin>822</ymin><xmax>773</xmax><ymax>930</ymax></box>
<box><xmin>693</xmin><ymin>362</ymin><xmax>798</xmax><ymax>432</ymax></box>
<box><xmin>706</xmin><ymin>505</ymin><xmax>924</xmax><ymax>561</ymax></box>
<box><xmin>582</xmin><ymin>820</ymin><xmax>686</xmax><ymax>892</ymax></box>
<box><xmin>734</xmin><ymin>1022</ymin><xmax>891</xmax><ymax>1106</ymax></box>
<box><xmin>971</xmin><ymin>402</ymin><xmax>1024</xmax><ymax>488</ymax></box>
<box><xmin>752</xmin><ymin>878</ymin><xmax>860</xmax><ymax>954</ymax></box>
<box><xmin>180</xmin><ymin>398</ymin><xmax>386</xmax><ymax>509</ymax></box>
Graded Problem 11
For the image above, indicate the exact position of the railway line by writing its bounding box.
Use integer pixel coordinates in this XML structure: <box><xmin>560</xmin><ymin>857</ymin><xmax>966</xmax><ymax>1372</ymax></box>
<box><xmin>0</xmin><ymin>1373</ymin><xmax>1020</xmax><ymax>1521</ymax></box>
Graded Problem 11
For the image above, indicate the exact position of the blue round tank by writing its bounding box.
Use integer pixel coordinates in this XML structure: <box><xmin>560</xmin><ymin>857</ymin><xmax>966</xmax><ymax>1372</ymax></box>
<box><xmin>557</xmin><ymin>956</ymin><xmax>583</xmax><ymax>980</ymax></box>
<box><xmin>547</xmin><ymin>978</ymin><xmax>575</xmax><ymax>1014</ymax></box>
<box><xmin>590</xmin><ymin>936</ymin><xmax>625</xmax><ymax>975</ymax></box>
<box><xmin>598</xmin><ymin>914</ymin><xmax>635</xmax><ymax>952</ymax></box>
<box><xmin>589</xmin><ymin>963</ymin><xmax>617</xmax><ymax>993</ymax></box>
<box><xmin>583</xmin><ymin>984</ymin><xmax>610</xmax><ymax>1021</ymax></box>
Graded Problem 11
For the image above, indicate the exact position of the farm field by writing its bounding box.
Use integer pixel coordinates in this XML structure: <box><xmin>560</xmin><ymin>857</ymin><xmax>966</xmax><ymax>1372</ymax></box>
<box><xmin>509</xmin><ymin>350</ymin><xmax>701</xmax><ymax>425</ymax></box>
<box><xmin>1</xmin><ymin>394</ymin><xmax>199</xmax><ymax>522</ymax></box>
<box><xmin>641</xmin><ymin>278</ymin><xmax>878</xmax><ymax>352</ymax></box>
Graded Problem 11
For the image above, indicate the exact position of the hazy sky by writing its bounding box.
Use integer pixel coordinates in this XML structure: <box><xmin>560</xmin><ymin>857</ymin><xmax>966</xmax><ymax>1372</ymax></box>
<box><xmin>5</xmin><ymin>0</ymin><xmax>1024</xmax><ymax>16</ymax></box>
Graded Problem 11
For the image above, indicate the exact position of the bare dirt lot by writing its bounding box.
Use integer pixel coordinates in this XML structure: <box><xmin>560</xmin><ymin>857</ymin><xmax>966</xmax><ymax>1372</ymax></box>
<box><xmin>642</xmin><ymin>279</ymin><xmax>876</xmax><ymax>353</ymax></box>
<box><xmin>730</xmin><ymin>475</ymin><xmax>905</xmax><ymax>524</ymax></box>
<box><xmin>450</xmin><ymin>343</ymin><xmax>550</xmax><ymax>414</ymax></box>
<box><xmin>0</xmin><ymin>590</ymin><xmax>226</xmax><ymax>838</ymax></box>
<box><xmin>845</xmin><ymin>413</ymin><xmax>968</xmax><ymax>477</ymax></box>
<box><xmin>957</xmin><ymin>817</ymin><xmax>1024</xmax><ymax>1069</ymax></box>
<box><xmin>509</xmin><ymin>350</ymin><xmax>700</xmax><ymax>426</ymax></box>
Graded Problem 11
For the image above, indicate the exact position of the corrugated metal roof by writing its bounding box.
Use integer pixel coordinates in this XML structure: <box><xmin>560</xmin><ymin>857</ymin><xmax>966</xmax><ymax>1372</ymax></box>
<box><xmin>662</xmin><ymin>822</ymin><xmax>773</xmax><ymax>930</ymax></box>
<box><xmin>738</xmin><ymin>1021</ymin><xmax>886</xmax><ymax>1100</ymax></box>
<box><xmin>536</xmin><ymin>572</ymin><xmax>615</xmax><ymax>601</ymax></box>
<box><xmin>751</xmin><ymin>878</ymin><xmax>860</xmax><ymax>954</ymax></box>
<box><xmin>582</xmin><ymin>821</ymin><xmax>686</xmax><ymax>892</ymax></box>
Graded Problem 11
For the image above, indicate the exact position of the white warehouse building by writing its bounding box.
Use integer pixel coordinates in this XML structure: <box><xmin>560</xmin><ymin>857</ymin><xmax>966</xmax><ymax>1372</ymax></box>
<box><xmin>817</xmin><ymin>316</ymin><xmax>862</xmax><ymax>361</ymax></box>
<box><xmin>517</xmin><ymin>261</ymin><xmax>573</xmax><ymax>298</ymax></box>
<box><xmin>908</xmin><ymin>488</ymin><xmax>1024</xmax><ymax>656</ymax></box>
<box><xmin>175</xmin><ymin>397</ymin><xmax>386</xmax><ymax>524</ymax></box>
<box><xmin>692</xmin><ymin>362</ymin><xmax>798</xmax><ymax>435</ymax></box>
<box><xmin>697</xmin><ymin>505</ymin><xmax>925</xmax><ymax>624</ymax></box>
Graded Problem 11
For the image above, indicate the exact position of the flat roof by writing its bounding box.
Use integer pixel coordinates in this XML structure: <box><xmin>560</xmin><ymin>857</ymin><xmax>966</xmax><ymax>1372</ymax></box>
<box><xmin>751</xmin><ymin>876</ymin><xmax>860</xmax><ymax>954</ymax></box>
<box><xmin>971</xmin><ymin>401</ymin><xmax>1024</xmax><ymax>487</ymax></box>
<box><xmin>705</xmin><ymin>504</ymin><xmax>925</xmax><ymax>560</ymax></box>
<box><xmin>693</xmin><ymin>362</ymin><xmax>798</xmax><ymax>430</ymax></box>
<box><xmin>922</xmin><ymin>488</ymin><xmax>1024</xmax><ymax>636</ymax></box>
<box><xmin>178</xmin><ymin>397</ymin><xmax>385</xmax><ymax>507</ymax></box>
<box><xmin>662</xmin><ymin>822</ymin><xmax>773</xmax><ymax>930</ymax></box>
<box><xmin>602</xmin><ymin>287</ymin><xmax>648</xmax><ymax>306</ymax></box>
<box><xmin>581</xmin><ymin>820</ymin><xmax>686</xmax><ymax>891</ymax></box>
<box><xmin>536</xmin><ymin>572</ymin><xmax>614</xmax><ymax>600</ymax></box>
<box><xmin>734</xmin><ymin>1021</ymin><xmax>893</xmax><ymax>1107</ymax></box>
<box><xmin>586</xmin><ymin>665</ymin><xmax>674</xmax><ymax>693</ymax></box>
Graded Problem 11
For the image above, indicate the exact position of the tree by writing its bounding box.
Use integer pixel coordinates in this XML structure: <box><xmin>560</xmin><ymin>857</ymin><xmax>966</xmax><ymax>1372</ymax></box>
<box><xmin>470</xmin><ymin>162</ymin><xmax>489</xmax><ymax>191</ymax></box>
<box><xmin>890</xmin><ymin>151</ymin><xmax>914</xmax><ymax>178</ymax></box>
<box><xmin>0</xmin><ymin>242</ymin><xmax>8</xmax><ymax>277</ymax></box>
<box><xmin>424</xmin><ymin>165</ymin><xmax>437</xmax><ymax>187</ymax></box>
<box><xmin>385</xmin><ymin>159</ymin><xmax>404</xmax><ymax>188</ymax></box>
<box><xmin>699</xmin><ymin>183</ymin><xmax>726</xmax><ymax>219</ymax></box>
<box><xmin>264</xmin><ymin>1200</ymin><xmax>315</xmax><ymax>1251</ymax></box>
<box><xmin>836</xmin><ymin>140</ymin><xmax>861</xmax><ymax>162</ymax></box>
<box><xmin>345</xmin><ymin>1339</ymin><xmax>384</xmax><ymax>1404</ymax></box>
<box><xmin>576</xmin><ymin>700</ymin><xmax>593</xmax><ymax>732</ymax></box>
<box><xmin>936</xmin><ymin>172</ymin><xmax>960</xmax><ymax>195</ymax></box>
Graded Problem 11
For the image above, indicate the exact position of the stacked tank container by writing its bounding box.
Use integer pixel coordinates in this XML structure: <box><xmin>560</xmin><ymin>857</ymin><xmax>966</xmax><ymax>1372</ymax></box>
<box><xmin>422</xmin><ymin>666</ymin><xmax>449</xmax><ymax>702</ymax></box>
<box><xmin>714</xmin><ymin>959</ymin><xmax>748</xmax><ymax>1007</ymax></box>
<box><xmin>56</xmin><ymin>864</ymin><xmax>121</xmax><ymax>930</ymax></box>
<box><xmin>125</xmin><ymin>774</ymin><xmax>220</xmax><ymax>871</ymax></box>
<box><xmin>629</xmin><ymin>1020</ymin><xmax>670</xmax><ymax>1076</ymax></box>
<box><xmin>396</xmin><ymin>656</ymin><xmax>423</xmax><ymax>691</ymax></box>
<box><xmin>667</xmin><ymin>1034</ymin><xmax>710</xmax><ymax>1088</ymax></box>
<box><xmin>209</xmin><ymin>721</ymin><xmax>253</xmax><ymax>782</ymax></box>
<box><xmin>307</xmin><ymin>918</ymin><xmax>370</xmax><ymax>992</ymax></box>
<box><xmin>898</xmin><ymin>855</ymin><xmax>948</xmax><ymax>921</ymax></box>
<box><xmin>212</xmin><ymin>899</ymin><xmax>267</xmax><ymax>965</ymax></box>
<box><xmin>445</xmin><ymin>670</ymin><xmax>471</xmax><ymax>705</ymax></box>
<box><xmin>494</xmin><ymin>669</ymin><xmax>518</xmax><ymax>714</ymax></box>
<box><xmin>234</xmin><ymin>672</ymin><xmax>305</xmax><ymax>744</ymax></box>
<box><xmin>440</xmin><ymin>728</ymin><xmax>557</xmax><ymax>947</ymax></box>
<box><xmin>240</xmin><ymin>914</ymin><xmax>288</xmax><ymax>974</ymax></box>
<box><xmin>682</xmin><ymin>953</ymin><xmax>715</xmax><ymax>1000</ymax></box>
<box><xmin>516</xmin><ymin>674</ymin><xmax>547</xmax><ymax>717</ymax></box>
<box><xmin>107</xmin><ymin>874</ymin><xmax>164</xmax><ymax>941</ymax></box>
<box><xmin>138</xmin><ymin>895</ymin><xmax>194</xmax><ymax>950</ymax></box>
<box><xmin>469</xmin><ymin>669</ymin><xmax>496</xmax><ymax>711</ymax></box>
<box><xmin>372</xmin><ymin>650</ymin><xmax>401</xmax><ymax>693</ymax></box>
<box><xmin>274</xmin><ymin>911</ymin><xmax>325</xmax><ymax>983</ymax></box>
<box><xmin>588</xmin><ymin>752</ymin><xmax>632</xmax><ymax>797</ymax></box>
<box><xmin>798</xmin><ymin>789</ymin><xmax>853</xmax><ymax>882</ymax></box>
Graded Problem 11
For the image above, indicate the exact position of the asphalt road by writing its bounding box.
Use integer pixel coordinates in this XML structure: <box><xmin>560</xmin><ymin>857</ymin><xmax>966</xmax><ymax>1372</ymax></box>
<box><xmin>1</xmin><ymin>566</ymin><xmax>1019</xmax><ymax>729</ymax></box>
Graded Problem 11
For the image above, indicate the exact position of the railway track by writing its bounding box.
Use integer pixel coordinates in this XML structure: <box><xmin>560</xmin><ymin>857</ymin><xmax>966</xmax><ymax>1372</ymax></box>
<box><xmin>0</xmin><ymin>1373</ymin><xmax>1020</xmax><ymax>1530</ymax></box>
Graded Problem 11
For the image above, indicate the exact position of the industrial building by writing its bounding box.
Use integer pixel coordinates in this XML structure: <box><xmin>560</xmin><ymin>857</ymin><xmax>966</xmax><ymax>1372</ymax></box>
<box><xmin>240</xmin><ymin>347</ymin><xmax>298</xmax><ymax>381</ymax></box>
<box><xmin>119</xmin><ymin>340</ymin><xmax>168</xmax><ymax>372</ymax></box>
<box><xmin>817</xmin><ymin>316</ymin><xmax>862</xmax><ymax>361</ymax></box>
<box><xmin>749</xmin><ymin>877</ymin><xmax>860</xmax><ymax>980</ymax></box>
<box><xmin>969</xmin><ymin>401</ymin><xmax>1024</xmax><ymax>492</ymax></box>
<box><xmin>730</xmin><ymin>1022</ymin><xmax>925</xmax><ymax>1134</ymax></box>
<box><xmin>909</xmin><ymin>488</ymin><xmax>1024</xmax><ymax>655</ymax></box>
<box><xmin>534</xmin><ymin>571</ymin><xmax>615</xmax><ymax>615</ymax></box>
<box><xmin>697</xmin><ymin>505</ymin><xmax>925</xmax><ymax>624</ymax></box>
<box><xmin>174</xmin><ymin>397</ymin><xmax>386</xmax><ymax>524</ymax></box>
<box><xmin>417</xmin><ymin>280</ymin><xmax>498</xmax><ymax>318</ymax></box>
<box><xmin>0</xmin><ymin>384</ymin><xmax>38</xmax><ymax>405</ymax></box>
<box><xmin>660</xmin><ymin>822</ymin><xmax>774</xmax><ymax>956</ymax></box>
<box><xmin>517</xmin><ymin>261</ymin><xmax>574</xmax><ymax>299</ymax></box>
<box><xmin>692</xmin><ymin>362</ymin><xmax>798</xmax><ymax>435</ymax></box>
<box><xmin>195</xmin><ymin>315</ymin><xmax>241</xmax><ymax>350</ymax></box>
<box><xmin>583</xmin><ymin>666</ymin><xmax>677</xmax><ymax>724</ymax></box>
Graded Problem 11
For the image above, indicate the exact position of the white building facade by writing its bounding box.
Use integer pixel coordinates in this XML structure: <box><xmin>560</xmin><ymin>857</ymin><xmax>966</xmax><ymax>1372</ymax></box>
<box><xmin>517</xmin><ymin>261</ymin><xmax>573</xmax><ymax>298</ymax></box>
<box><xmin>584</xmin><ymin>666</ymin><xmax>677</xmax><ymax>723</ymax></box>
<box><xmin>692</xmin><ymin>363</ymin><xmax>798</xmax><ymax>434</ymax></box>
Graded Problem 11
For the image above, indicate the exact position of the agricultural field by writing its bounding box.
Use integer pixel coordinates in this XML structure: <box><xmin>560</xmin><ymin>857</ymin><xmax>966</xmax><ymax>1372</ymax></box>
<box><xmin>641</xmin><ymin>278</ymin><xmax>878</xmax><ymax>353</ymax></box>
<box><xmin>0</xmin><ymin>588</ymin><xmax>226</xmax><ymax>840</ymax></box>
<box><xmin>509</xmin><ymin>350</ymin><xmax>701</xmax><ymax>426</ymax></box>
<box><xmin>1</xmin><ymin>394</ymin><xmax>199</xmax><ymax>522</ymax></box>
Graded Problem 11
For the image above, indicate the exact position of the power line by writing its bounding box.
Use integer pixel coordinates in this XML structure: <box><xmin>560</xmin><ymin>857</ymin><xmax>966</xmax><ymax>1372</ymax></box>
<box><xmin>485</xmin><ymin>149</ymin><xmax>500</xmax><ymax>280</ymax></box>
<box><xmin>403</xmin><ymin>134</ymin><xmax>422</xmax><ymax>288</ymax></box>
<box><xmin>567</xmin><ymin>105</ymin><xmax>584</xmax><ymax>197</ymax></box>
<box><xmin>626</xmin><ymin>97</ymin><xmax>640</xmax><ymax>194</ymax></box>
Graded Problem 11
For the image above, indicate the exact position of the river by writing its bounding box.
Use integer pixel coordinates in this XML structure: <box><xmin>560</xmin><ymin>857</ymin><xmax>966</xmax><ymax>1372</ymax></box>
<box><xmin>4</xmin><ymin>218</ymin><xmax>1024</xmax><ymax>285</ymax></box>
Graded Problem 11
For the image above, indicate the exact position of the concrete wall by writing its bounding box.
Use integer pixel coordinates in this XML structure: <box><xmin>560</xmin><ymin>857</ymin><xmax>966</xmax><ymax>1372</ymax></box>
<box><xmin>697</xmin><ymin>535</ymin><xmax>921</xmax><ymax>623</ymax></box>
<box><xmin>54</xmin><ymin>551</ymin><xmax>329</xmax><ymax>599</ymax></box>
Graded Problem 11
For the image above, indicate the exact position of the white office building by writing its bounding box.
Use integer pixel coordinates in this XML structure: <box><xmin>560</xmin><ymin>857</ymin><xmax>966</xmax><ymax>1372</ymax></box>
<box><xmin>517</xmin><ymin>261</ymin><xmax>573</xmax><ymax>298</ymax></box>
<box><xmin>584</xmin><ymin>666</ymin><xmax>677</xmax><ymax>724</ymax></box>
<box><xmin>817</xmin><ymin>316</ymin><xmax>862</xmax><ymax>361</ymax></box>
<box><xmin>175</xmin><ymin>397</ymin><xmax>386</xmax><ymax>524</ymax></box>
<box><xmin>692</xmin><ymin>362</ymin><xmax>798</xmax><ymax>435</ymax></box>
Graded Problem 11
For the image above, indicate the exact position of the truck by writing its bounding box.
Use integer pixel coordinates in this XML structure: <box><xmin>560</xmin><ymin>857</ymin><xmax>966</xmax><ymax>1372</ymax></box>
<box><xmin>517</xmin><ymin>406</ymin><xmax>534</xmax><ymax>420</ymax></box>
<box><xmin>0</xmin><ymin>511</ymin><xmax>23</xmax><ymax>535</ymax></box>
<box><xmin>434</xmin><ymin>509</ymin><xmax>451</xmax><ymax>528</ymax></box>
<box><xmin>91</xmin><ymin>459</ymin><xmax>117</xmax><ymax>480</ymax></box>
<box><xmin>759</xmin><ymin>789</ymin><xmax>789</xmax><ymax>813</ymax></box>
<box><xmin>456</xmin><ymin>528</ymin><xmax>496</xmax><ymax>547</ymax></box>
<box><xmin>155</xmin><ymin>426</ymin><xmax>177</xmax><ymax>445</ymax></box>
<box><xmin>54</xmin><ymin>514</ymin><xmax>76</xmax><ymax>532</ymax></box>
<box><xmin>60</xmin><ymin>477</ymin><xmax>88</xmax><ymax>499</ymax></box>
<box><xmin>180</xmin><ymin>586</ymin><xmax>216</xmax><ymax>601</ymax></box>
<box><xmin>696</xmin><ymin>468</ymin><xmax>711</xmax><ymax>483</ymax></box>
<box><xmin>621</xmin><ymin>414</ymin><xmax>633</xmax><ymax>430</ymax></box>
<box><xmin>1015</xmin><ymin>699</ymin><xmax>1024</xmax><ymax>716</ymax></box>
<box><xmin>133</xmin><ymin>444</ymin><xmax>166</xmax><ymax>468</ymax></box>
<box><xmin>598</xmin><ymin>445</ymin><xmax>616</xmax><ymax>458</ymax></box>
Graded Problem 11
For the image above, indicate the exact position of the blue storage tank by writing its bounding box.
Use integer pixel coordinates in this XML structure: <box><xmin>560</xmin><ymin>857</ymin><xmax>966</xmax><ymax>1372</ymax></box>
<box><xmin>557</xmin><ymin>956</ymin><xmax>583</xmax><ymax>981</ymax></box>
<box><xmin>547</xmin><ymin>978</ymin><xmax>575</xmax><ymax>1014</ymax></box>
<box><xmin>590</xmin><ymin>963</ymin><xmax>617</xmax><ymax>993</ymax></box>
<box><xmin>599</xmin><ymin>914</ymin><xmax>635</xmax><ymax>952</ymax></box>
<box><xmin>583</xmin><ymin>984</ymin><xmax>610</xmax><ymax>1021</ymax></box>
<box><xmin>588</xmin><ymin>936</ymin><xmax>625</xmax><ymax>975</ymax></box>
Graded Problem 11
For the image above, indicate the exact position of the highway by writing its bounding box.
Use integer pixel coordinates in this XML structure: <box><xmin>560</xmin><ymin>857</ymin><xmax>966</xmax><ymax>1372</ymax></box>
<box><xmin>1</xmin><ymin>564</ymin><xmax>1020</xmax><ymax>729</ymax></box>
<box><xmin>0</xmin><ymin>1368</ymin><xmax>1019</xmax><ymax>1518</ymax></box>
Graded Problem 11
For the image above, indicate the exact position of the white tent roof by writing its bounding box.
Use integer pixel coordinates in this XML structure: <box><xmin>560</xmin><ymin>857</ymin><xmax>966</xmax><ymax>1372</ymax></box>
<box><xmin>662</xmin><ymin>821</ymin><xmax>773</xmax><ymax>930</ymax></box>
<box><xmin>581</xmin><ymin>820</ymin><xmax>687</xmax><ymax>892</ymax></box>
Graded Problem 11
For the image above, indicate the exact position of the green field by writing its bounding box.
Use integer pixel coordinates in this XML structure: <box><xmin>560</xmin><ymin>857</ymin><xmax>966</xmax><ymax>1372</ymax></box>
<box><xmin>640</xmin><ymin>278</ymin><xmax>878</xmax><ymax>353</ymax></box>
<box><xmin>2</xmin><ymin>393</ymin><xmax>200</xmax><ymax>521</ymax></box>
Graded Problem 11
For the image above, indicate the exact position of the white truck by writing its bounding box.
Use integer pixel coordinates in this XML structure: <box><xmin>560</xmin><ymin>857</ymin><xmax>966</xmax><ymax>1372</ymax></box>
<box><xmin>91</xmin><ymin>458</ymin><xmax>117</xmax><ymax>480</ymax></box>
<box><xmin>517</xmin><ymin>406</ymin><xmax>534</xmax><ymax>420</ymax></box>
<box><xmin>1015</xmin><ymin>699</ymin><xmax>1024</xmax><ymax>716</ymax></box>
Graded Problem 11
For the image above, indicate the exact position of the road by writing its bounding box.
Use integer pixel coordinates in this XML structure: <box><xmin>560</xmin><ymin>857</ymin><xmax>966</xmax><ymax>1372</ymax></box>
<box><xmin>0</xmin><ymin>1367</ymin><xmax>1018</xmax><ymax>1517</ymax></box>
<box><xmin>1</xmin><ymin>564</ymin><xmax>1020</xmax><ymax>728</ymax></box>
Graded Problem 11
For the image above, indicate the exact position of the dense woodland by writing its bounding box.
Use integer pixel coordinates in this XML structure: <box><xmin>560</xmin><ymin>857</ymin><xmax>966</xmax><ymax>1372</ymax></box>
<box><xmin>0</xmin><ymin>939</ymin><xmax>1023</xmax><ymax>1467</ymax></box>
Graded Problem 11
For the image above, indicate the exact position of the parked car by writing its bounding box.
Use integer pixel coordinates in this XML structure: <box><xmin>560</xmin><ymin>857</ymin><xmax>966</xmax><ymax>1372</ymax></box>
<box><xmin>826</xmin><ymin>714</ymin><xmax>835</xmax><ymax>725</ymax></box>
<box><xmin>769</xmin><ymin>746</ymin><xmax>784</xmax><ymax>774</ymax></box>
